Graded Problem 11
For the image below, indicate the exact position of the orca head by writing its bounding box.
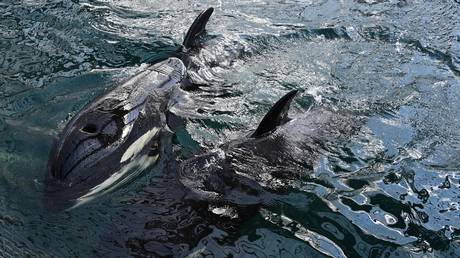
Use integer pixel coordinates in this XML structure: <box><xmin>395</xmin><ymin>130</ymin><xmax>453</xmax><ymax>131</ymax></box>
<box><xmin>45</xmin><ymin>99</ymin><xmax>163</xmax><ymax>211</ymax></box>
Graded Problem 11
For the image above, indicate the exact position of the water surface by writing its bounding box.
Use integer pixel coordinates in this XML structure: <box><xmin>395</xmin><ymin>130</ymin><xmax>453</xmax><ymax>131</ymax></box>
<box><xmin>1</xmin><ymin>0</ymin><xmax>459</xmax><ymax>257</ymax></box>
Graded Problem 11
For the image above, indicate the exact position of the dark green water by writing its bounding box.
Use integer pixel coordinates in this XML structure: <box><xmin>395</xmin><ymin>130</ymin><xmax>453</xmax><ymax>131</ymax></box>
<box><xmin>1</xmin><ymin>0</ymin><xmax>460</xmax><ymax>257</ymax></box>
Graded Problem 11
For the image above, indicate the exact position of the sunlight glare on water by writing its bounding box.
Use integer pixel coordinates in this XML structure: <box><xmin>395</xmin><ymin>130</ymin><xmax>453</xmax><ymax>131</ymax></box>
<box><xmin>0</xmin><ymin>0</ymin><xmax>459</xmax><ymax>257</ymax></box>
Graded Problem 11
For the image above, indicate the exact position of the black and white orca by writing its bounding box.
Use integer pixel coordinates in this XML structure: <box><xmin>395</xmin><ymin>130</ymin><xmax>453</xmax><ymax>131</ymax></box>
<box><xmin>179</xmin><ymin>90</ymin><xmax>360</xmax><ymax>207</ymax></box>
<box><xmin>44</xmin><ymin>8</ymin><xmax>215</xmax><ymax>211</ymax></box>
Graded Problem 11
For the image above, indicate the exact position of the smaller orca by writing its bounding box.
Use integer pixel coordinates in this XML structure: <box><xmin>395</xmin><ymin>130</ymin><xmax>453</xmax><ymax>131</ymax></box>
<box><xmin>44</xmin><ymin>8</ymin><xmax>215</xmax><ymax>211</ymax></box>
<box><xmin>179</xmin><ymin>90</ymin><xmax>360</xmax><ymax>207</ymax></box>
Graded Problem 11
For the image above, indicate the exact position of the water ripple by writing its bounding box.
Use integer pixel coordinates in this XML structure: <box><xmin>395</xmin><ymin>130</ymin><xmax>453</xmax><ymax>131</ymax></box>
<box><xmin>1</xmin><ymin>0</ymin><xmax>460</xmax><ymax>257</ymax></box>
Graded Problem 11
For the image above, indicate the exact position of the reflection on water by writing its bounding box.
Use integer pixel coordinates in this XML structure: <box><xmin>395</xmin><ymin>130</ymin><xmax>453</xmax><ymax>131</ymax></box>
<box><xmin>0</xmin><ymin>0</ymin><xmax>459</xmax><ymax>257</ymax></box>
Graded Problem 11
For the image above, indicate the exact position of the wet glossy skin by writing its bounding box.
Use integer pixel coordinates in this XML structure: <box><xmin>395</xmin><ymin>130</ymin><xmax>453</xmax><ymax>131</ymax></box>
<box><xmin>94</xmin><ymin>105</ymin><xmax>365</xmax><ymax>257</ymax></box>
<box><xmin>1</xmin><ymin>1</ymin><xmax>459</xmax><ymax>257</ymax></box>
<box><xmin>179</xmin><ymin>106</ymin><xmax>361</xmax><ymax>207</ymax></box>
<box><xmin>44</xmin><ymin>58</ymin><xmax>186</xmax><ymax>210</ymax></box>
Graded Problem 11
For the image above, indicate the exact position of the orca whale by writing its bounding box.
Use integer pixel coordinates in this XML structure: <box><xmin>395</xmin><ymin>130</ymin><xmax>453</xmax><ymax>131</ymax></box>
<box><xmin>179</xmin><ymin>90</ymin><xmax>360</xmax><ymax>207</ymax></box>
<box><xmin>44</xmin><ymin>8</ymin><xmax>215</xmax><ymax>211</ymax></box>
<box><xmin>97</xmin><ymin>90</ymin><xmax>364</xmax><ymax>257</ymax></box>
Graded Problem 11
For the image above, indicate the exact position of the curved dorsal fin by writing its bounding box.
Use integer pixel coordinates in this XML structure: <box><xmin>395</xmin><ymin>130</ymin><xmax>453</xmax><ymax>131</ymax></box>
<box><xmin>251</xmin><ymin>90</ymin><xmax>298</xmax><ymax>138</ymax></box>
<box><xmin>183</xmin><ymin>7</ymin><xmax>214</xmax><ymax>49</ymax></box>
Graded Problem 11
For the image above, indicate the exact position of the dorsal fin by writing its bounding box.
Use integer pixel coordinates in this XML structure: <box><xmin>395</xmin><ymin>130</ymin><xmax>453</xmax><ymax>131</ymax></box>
<box><xmin>251</xmin><ymin>90</ymin><xmax>298</xmax><ymax>138</ymax></box>
<box><xmin>183</xmin><ymin>7</ymin><xmax>214</xmax><ymax>49</ymax></box>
